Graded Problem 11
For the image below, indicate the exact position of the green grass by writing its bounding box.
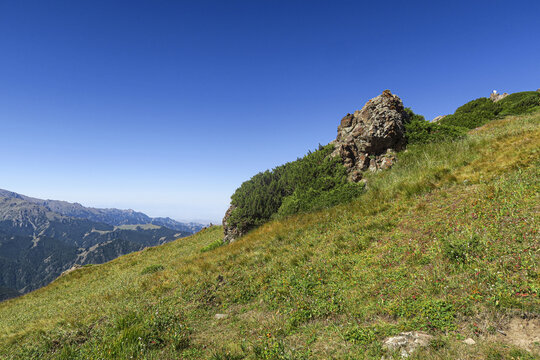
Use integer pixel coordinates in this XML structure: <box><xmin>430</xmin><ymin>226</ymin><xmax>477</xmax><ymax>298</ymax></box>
<box><xmin>201</xmin><ymin>239</ymin><xmax>224</xmax><ymax>253</ymax></box>
<box><xmin>0</xmin><ymin>111</ymin><xmax>538</xmax><ymax>359</ymax></box>
<box><xmin>140</xmin><ymin>264</ymin><xmax>165</xmax><ymax>275</ymax></box>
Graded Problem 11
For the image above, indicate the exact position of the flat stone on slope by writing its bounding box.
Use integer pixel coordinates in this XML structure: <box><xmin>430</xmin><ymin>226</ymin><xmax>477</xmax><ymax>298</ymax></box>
<box><xmin>382</xmin><ymin>331</ymin><xmax>433</xmax><ymax>358</ymax></box>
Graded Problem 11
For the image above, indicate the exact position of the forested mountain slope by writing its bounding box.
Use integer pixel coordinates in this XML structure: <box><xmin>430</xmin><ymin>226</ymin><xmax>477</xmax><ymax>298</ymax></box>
<box><xmin>0</xmin><ymin>191</ymin><xmax>203</xmax><ymax>298</ymax></box>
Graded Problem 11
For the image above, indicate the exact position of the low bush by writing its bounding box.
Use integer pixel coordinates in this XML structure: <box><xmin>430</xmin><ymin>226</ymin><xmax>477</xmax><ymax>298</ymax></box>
<box><xmin>442</xmin><ymin>232</ymin><xmax>483</xmax><ymax>264</ymax></box>
<box><xmin>392</xmin><ymin>298</ymin><xmax>457</xmax><ymax>331</ymax></box>
<box><xmin>344</xmin><ymin>326</ymin><xmax>377</xmax><ymax>345</ymax></box>
<box><xmin>404</xmin><ymin>108</ymin><xmax>467</xmax><ymax>145</ymax></box>
<box><xmin>276</xmin><ymin>182</ymin><xmax>364</xmax><ymax>218</ymax></box>
<box><xmin>226</xmin><ymin>144</ymin><xmax>364</xmax><ymax>235</ymax></box>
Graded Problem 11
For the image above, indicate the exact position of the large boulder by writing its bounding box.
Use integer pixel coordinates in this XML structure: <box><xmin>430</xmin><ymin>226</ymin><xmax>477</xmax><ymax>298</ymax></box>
<box><xmin>331</xmin><ymin>90</ymin><xmax>408</xmax><ymax>181</ymax></box>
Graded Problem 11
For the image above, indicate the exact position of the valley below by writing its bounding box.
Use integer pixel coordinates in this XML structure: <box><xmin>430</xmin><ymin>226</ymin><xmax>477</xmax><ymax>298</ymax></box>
<box><xmin>0</xmin><ymin>190</ymin><xmax>204</xmax><ymax>299</ymax></box>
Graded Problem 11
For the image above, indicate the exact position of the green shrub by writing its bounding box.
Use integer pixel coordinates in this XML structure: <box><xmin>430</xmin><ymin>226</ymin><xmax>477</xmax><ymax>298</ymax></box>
<box><xmin>226</xmin><ymin>144</ymin><xmax>364</xmax><ymax>235</ymax></box>
<box><xmin>498</xmin><ymin>91</ymin><xmax>540</xmax><ymax>116</ymax></box>
<box><xmin>252</xmin><ymin>337</ymin><xmax>289</xmax><ymax>360</ymax></box>
<box><xmin>442</xmin><ymin>232</ymin><xmax>482</xmax><ymax>263</ymax></box>
<box><xmin>440</xmin><ymin>91</ymin><xmax>540</xmax><ymax>129</ymax></box>
<box><xmin>210</xmin><ymin>350</ymin><xmax>245</xmax><ymax>360</ymax></box>
<box><xmin>429</xmin><ymin>336</ymin><xmax>448</xmax><ymax>350</ymax></box>
<box><xmin>226</xmin><ymin>91</ymin><xmax>538</xmax><ymax>240</ymax></box>
<box><xmin>404</xmin><ymin>108</ymin><xmax>467</xmax><ymax>144</ymax></box>
<box><xmin>276</xmin><ymin>182</ymin><xmax>364</xmax><ymax>218</ymax></box>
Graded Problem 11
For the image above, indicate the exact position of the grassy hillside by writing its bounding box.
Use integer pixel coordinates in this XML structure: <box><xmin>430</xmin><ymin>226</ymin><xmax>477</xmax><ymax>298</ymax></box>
<box><xmin>0</xmin><ymin>111</ymin><xmax>538</xmax><ymax>359</ymax></box>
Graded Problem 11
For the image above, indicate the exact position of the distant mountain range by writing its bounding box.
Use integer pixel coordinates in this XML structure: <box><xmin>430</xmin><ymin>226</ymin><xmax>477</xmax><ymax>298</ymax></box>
<box><xmin>0</xmin><ymin>189</ymin><xmax>205</xmax><ymax>300</ymax></box>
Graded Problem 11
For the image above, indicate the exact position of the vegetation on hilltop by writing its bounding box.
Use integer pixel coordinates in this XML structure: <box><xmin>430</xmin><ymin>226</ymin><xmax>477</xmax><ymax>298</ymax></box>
<box><xmin>0</xmin><ymin>108</ymin><xmax>538</xmax><ymax>359</ymax></box>
<box><xmin>439</xmin><ymin>91</ymin><xmax>540</xmax><ymax>129</ymax></box>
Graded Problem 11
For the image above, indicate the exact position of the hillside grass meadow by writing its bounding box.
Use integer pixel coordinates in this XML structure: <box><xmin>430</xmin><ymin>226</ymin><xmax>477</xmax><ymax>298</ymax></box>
<box><xmin>0</xmin><ymin>111</ymin><xmax>538</xmax><ymax>359</ymax></box>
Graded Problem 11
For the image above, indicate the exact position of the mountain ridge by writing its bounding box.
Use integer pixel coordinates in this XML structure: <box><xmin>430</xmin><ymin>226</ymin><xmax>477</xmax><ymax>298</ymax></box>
<box><xmin>0</xmin><ymin>189</ymin><xmax>205</xmax><ymax>299</ymax></box>
<box><xmin>0</xmin><ymin>189</ymin><xmax>203</xmax><ymax>233</ymax></box>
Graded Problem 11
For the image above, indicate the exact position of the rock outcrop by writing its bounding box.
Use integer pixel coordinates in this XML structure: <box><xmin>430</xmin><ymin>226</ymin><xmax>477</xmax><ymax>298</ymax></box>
<box><xmin>432</xmin><ymin>115</ymin><xmax>446</xmax><ymax>123</ymax></box>
<box><xmin>222</xmin><ymin>205</ymin><xmax>242</xmax><ymax>243</ymax></box>
<box><xmin>331</xmin><ymin>90</ymin><xmax>408</xmax><ymax>181</ymax></box>
<box><xmin>490</xmin><ymin>91</ymin><xmax>508</xmax><ymax>102</ymax></box>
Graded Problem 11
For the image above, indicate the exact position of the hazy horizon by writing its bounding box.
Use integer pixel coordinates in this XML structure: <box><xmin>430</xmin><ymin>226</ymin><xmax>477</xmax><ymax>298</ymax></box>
<box><xmin>0</xmin><ymin>186</ymin><xmax>219</xmax><ymax>224</ymax></box>
<box><xmin>1</xmin><ymin>1</ymin><xmax>539</xmax><ymax>223</ymax></box>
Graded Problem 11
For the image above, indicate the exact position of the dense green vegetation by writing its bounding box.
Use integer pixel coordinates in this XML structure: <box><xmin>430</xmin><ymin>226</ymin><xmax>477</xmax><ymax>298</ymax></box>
<box><xmin>226</xmin><ymin>145</ymin><xmax>364</xmax><ymax>234</ymax></box>
<box><xmin>0</xmin><ymin>110</ymin><xmax>538</xmax><ymax>359</ymax></box>
<box><xmin>440</xmin><ymin>91</ymin><xmax>540</xmax><ymax>129</ymax></box>
<box><xmin>403</xmin><ymin>108</ymin><xmax>467</xmax><ymax>145</ymax></box>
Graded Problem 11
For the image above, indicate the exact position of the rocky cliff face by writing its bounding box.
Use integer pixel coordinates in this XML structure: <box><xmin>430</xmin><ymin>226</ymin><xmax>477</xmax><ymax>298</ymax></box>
<box><xmin>331</xmin><ymin>90</ymin><xmax>408</xmax><ymax>181</ymax></box>
<box><xmin>490</xmin><ymin>91</ymin><xmax>509</xmax><ymax>102</ymax></box>
<box><xmin>432</xmin><ymin>115</ymin><xmax>446</xmax><ymax>123</ymax></box>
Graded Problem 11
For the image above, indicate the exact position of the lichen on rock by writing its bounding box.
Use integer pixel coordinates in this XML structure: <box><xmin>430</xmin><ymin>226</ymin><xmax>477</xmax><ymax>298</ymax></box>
<box><xmin>382</xmin><ymin>331</ymin><xmax>433</xmax><ymax>358</ymax></box>
<box><xmin>331</xmin><ymin>89</ymin><xmax>408</xmax><ymax>181</ymax></box>
<box><xmin>222</xmin><ymin>204</ymin><xmax>242</xmax><ymax>243</ymax></box>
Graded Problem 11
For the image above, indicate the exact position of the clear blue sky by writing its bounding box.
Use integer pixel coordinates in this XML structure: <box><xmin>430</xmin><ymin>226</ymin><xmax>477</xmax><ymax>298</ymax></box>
<box><xmin>1</xmin><ymin>1</ymin><xmax>539</xmax><ymax>223</ymax></box>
